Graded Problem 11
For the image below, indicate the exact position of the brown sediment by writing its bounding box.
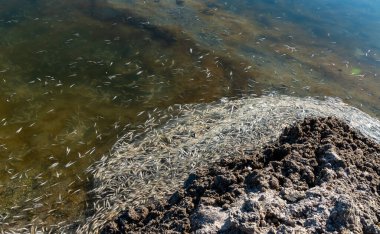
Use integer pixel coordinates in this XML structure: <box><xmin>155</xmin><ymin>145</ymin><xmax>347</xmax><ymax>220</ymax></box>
<box><xmin>101</xmin><ymin>117</ymin><xmax>380</xmax><ymax>233</ymax></box>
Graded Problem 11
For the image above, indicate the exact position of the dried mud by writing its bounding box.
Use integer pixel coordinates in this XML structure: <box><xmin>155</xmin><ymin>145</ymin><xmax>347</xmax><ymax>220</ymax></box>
<box><xmin>101</xmin><ymin>117</ymin><xmax>380</xmax><ymax>233</ymax></box>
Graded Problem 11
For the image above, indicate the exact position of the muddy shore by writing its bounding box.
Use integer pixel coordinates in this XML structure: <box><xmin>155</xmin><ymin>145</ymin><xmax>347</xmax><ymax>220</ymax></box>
<box><xmin>101</xmin><ymin>116</ymin><xmax>380</xmax><ymax>233</ymax></box>
<box><xmin>75</xmin><ymin>96</ymin><xmax>380</xmax><ymax>233</ymax></box>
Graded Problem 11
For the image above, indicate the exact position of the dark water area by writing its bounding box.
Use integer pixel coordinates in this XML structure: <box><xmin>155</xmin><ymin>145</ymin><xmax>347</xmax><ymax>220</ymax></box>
<box><xmin>0</xmin><ymin>0</ymin><xmax>379</xmax><ymax>230</ymax></box>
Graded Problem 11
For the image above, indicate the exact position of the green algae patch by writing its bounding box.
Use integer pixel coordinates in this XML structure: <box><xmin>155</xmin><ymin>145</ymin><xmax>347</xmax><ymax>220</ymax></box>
<box><xmin>351</xmin><ymin>68</ymin><xmax>362</xmax><ymax>75</ymax></box>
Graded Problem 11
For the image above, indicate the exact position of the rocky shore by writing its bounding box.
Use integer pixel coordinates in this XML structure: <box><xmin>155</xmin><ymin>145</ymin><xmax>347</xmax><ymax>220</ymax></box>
<box><xmin>101</xmin><ymin>116</ymin><xmax>380</xmax><ymax>233</ymax></box>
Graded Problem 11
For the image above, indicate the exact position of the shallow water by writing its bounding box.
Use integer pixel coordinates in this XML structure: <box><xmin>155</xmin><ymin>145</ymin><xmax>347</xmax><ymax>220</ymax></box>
<box><xmin>0</xmin><ymin>0</ymin><xmax>379</xmax><ymax>230</ymax></box>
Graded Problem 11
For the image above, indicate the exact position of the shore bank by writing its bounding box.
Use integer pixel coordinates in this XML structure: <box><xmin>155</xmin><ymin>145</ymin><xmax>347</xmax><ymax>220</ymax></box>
<box><xmin>77</xmin><ymin>95</ymin><xmax>380</xmax><ymax>233</ymax></box>
<box><xmin>102</xmin><ymin>116</ymin><xmax>380</xmax><ymax>233</ymax></box>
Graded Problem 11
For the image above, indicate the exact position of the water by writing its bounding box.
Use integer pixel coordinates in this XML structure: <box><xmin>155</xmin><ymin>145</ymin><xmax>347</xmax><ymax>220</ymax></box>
<box><xmin>0</xmin><ymin>0</ymin><xmax>379</xmax><ymax>231</ymax></box>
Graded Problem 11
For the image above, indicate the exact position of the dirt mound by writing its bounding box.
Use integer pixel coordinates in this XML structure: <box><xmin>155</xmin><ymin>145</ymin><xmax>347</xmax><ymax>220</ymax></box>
<box><xmin>101</xmin><ymin>117</ymin><xmax>380</xmax><ymax>233</ymax></box>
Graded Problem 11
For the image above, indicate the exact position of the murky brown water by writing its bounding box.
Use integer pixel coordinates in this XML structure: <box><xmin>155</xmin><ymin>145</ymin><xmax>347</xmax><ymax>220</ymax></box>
<box><xmin>0</xmin><ymin>0</ymin><xmax>379</xmax><ymax>231</ymax></box>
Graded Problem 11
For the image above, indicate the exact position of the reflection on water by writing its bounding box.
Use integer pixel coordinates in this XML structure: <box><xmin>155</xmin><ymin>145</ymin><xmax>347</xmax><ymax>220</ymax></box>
<box><xmin>0</xmin><ymin>0</ymin><xmax>379</xmax><ymax>231</ymax></box>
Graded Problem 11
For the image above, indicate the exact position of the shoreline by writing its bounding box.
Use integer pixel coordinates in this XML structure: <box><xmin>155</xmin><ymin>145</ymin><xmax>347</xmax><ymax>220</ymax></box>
<box><xmin>102</xmin><ymin>116</ymin><xmax>380</xmax><ymax>233</ymax></box>
<box><xmin>77</xmin><ymin>95</ymin><xmax>380</xmax><ymax>233</ymax></box>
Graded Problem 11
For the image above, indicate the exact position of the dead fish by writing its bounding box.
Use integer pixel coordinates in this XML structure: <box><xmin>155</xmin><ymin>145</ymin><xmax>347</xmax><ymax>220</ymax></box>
<box><xmin>65</xmin><ymin>161</ymin><xmax>76</xmax><ymax>168</ymax></box>
<box><xmin>49</xmin><ymin>162</ymin><xmax>59</xmax><ymax>169</ymax></box>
